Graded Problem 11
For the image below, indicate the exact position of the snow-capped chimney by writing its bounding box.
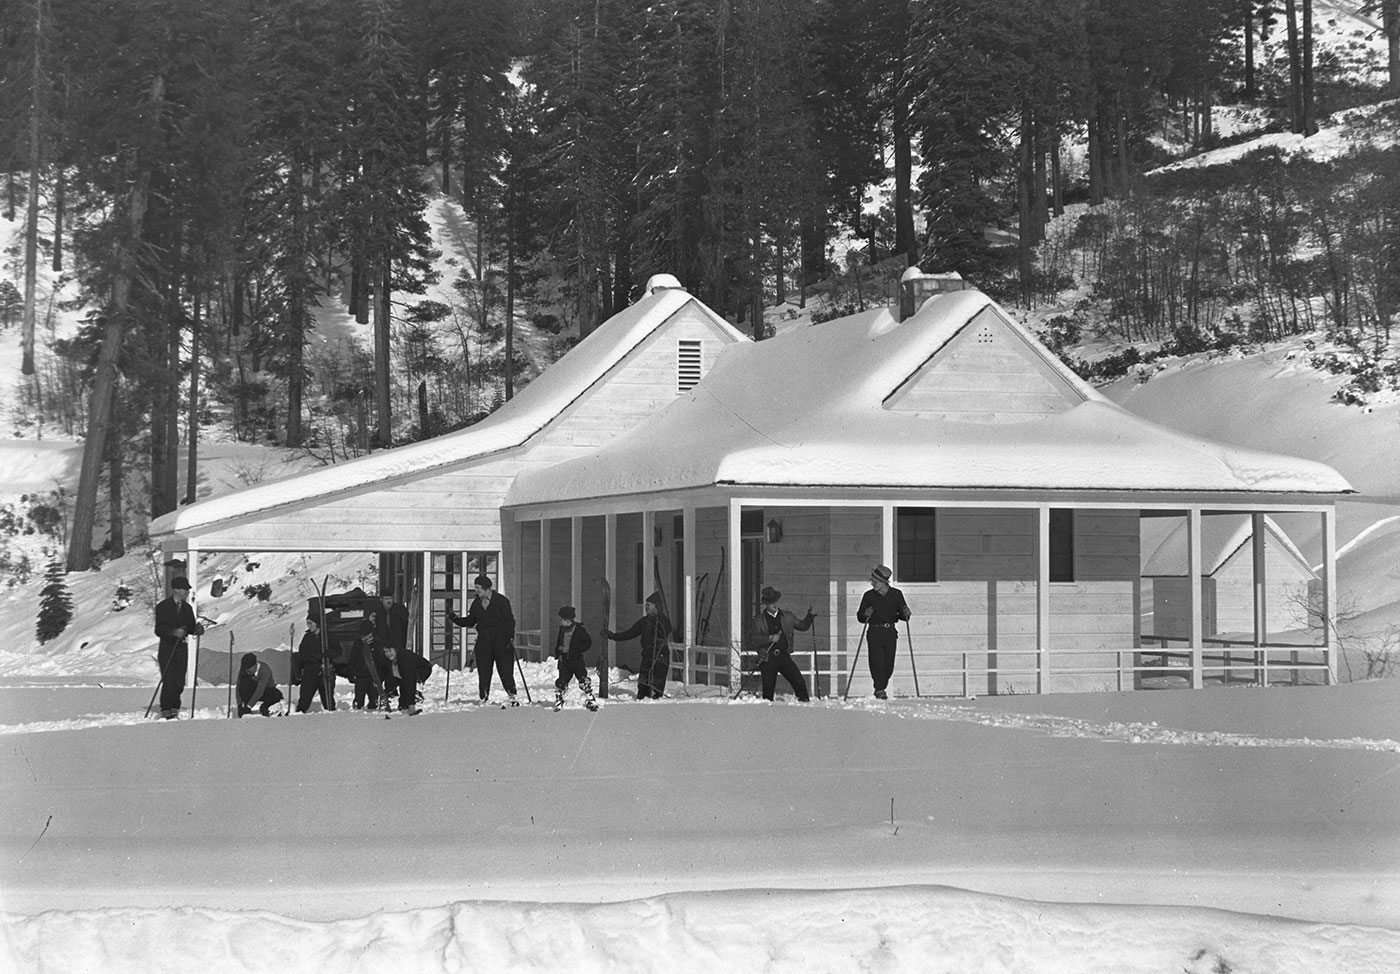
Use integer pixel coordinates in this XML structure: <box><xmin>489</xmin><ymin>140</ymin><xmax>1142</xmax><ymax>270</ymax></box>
<box><xmin>896</xmin><ymin>267</ymin><xmax>970</xmax><ymax>321</ymax></box>
<box><xmin>645</xmin><ymin>273</ymin><xmax>684</xmax><ymax>295</ymax></box>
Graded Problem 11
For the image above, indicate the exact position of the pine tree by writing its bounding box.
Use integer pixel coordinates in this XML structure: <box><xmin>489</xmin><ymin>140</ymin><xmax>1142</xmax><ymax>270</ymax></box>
<box><xmin>36</xmin><ymin>557</ymin><xmax>73</xmax><ymax>644</ymax></box>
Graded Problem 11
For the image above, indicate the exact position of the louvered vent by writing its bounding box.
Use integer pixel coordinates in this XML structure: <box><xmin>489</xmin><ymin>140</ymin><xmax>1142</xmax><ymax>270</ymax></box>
<box><xmin>677</xmin><ymin>340</ymin><xmax>702</xmax><ymax>392</ymax></box>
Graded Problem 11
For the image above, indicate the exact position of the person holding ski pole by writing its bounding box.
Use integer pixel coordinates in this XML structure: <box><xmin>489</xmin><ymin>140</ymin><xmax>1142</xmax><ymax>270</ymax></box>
<box><xmin>293</xmin><ymin>616</ymin><xmax>337</xmax><ymax>713</ymax></box>
<box><xmin>153</xmin><ymin>576</ymin><xmax>205</xmax><ymax>720</ymax></box>
<box><xmin>552</xmin><ymin>606</ymin><xmax>599</xmax><ymax>712</ymax></box>
<box><xmin>349</xmin><ymin>616</ymin><xmax>383</xmax><ymax>710</ymax></box>
<box><xmin>448</xmin><ymin>574</ymin><xmax>519</xmax><ymax>706</ymax></box>
<box><xmin>749</xmin><ymin>586</ymin><xmax>814</xmax><ymax>702</ymax></box>
<box><xmin>600</xmin><ymin>591</ymin><xmax>672</xmax><ymax>700</ymax></box>
<box><xmin>236</xmin><ymin>652</ymin><xmax>284</xmax><ymax>717</ymax></box>
<box><xmin>856</xmin><ymin>565</ymin><xmax>911</xmax><ymax>700</ymax></box>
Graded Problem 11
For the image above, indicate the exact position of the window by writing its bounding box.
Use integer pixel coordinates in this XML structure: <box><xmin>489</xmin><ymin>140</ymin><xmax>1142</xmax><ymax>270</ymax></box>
<box><xmin>677</xmin><ymin>340</ymin><xmax>702</xmax><ymax>393</ymax></box>
<box><xmin>740</xmin><ymin>508</ymin><xmax>764</xmax><ymax>536</ymax></box>
<box><xmin>465</xmin><ymin>551</ymin><xmax>499</xmax><ymax>589</ymax></box>
<box><xmin>1049</xmin><ymin>509</ymin><xmax>1074</xmax><ymax>582</ymax></box>
<box><xmin>896</xmin><ymin>508</ymin><xmax>937</xmax><ymax>582</ymax></box>
<box><xmin>634</xmin><ymin>541</ymin><xmax>645</xmax><ymax>604</ymax></box>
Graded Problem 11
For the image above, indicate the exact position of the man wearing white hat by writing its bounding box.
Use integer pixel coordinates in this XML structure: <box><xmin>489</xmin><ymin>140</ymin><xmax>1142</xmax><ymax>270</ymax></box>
<box><xmin>856</xmin><ymin>565</ymin><xmax>911</xmax><ymax>700</ymax></box>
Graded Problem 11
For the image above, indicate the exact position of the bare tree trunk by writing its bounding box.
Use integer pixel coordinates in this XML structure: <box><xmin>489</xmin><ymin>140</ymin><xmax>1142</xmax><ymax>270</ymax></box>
<box><xmin>21</xmin><ymin>0</ymin><xmax>42</xmax><ymax>376</ymax></box>
<box><xmin>51</xmin><ymin>170</ymin><xmax>63</xmax><ymax>272</ymax></box>
<box><xmin>892</xmin><ymin>0</ymin><xmax>916</xmax><ymax>266</ymax></box>
<box><xmin>373</xmin><ymin>259</ymin><xmax>392</xmax><ymax>448</ymax></box>
<box><xmin>1302</xmin><ymin>0</ymin><xmax>1315</xmax><ymax>135</ymax></box>
<box><xmin>1285</xmin><ymin>0</ymin><xmax>1303</xmax><ymax>133</ymax></box>
<box><xmin>108</xmin><ymin>391</ymin><xmax>125</xmax><ymax>559</ymax></box>
<box><xmin>1387</xmin><ymin>0</ymin><xmax>1400</xmax><ymax>95</ymax></box>
<box><xmin>1243</xmin><ymin>0</ymin><xmax>1256</xmax><ymax>98</ymax></box>
<box><xmin>68</xmin><ymin>77</ymin><xmax>161</xmax><ymax>571</ymax></box>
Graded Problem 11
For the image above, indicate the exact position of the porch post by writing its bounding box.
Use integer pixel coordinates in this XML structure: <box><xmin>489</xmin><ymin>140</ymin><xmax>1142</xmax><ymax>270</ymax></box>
<box><xmin>1037</xmin><ymin>505</ymin><xmax>1050</xmax><ymax>694</ymax></box>
<box><xmin>539</xmin><ymin>519</ymin><xmax>551</xmax><ymax>664</ymax></box>
<box><xmin>1252</xmin><ymin>512</ymin><xmax>1268</xmax><ymax>686</ymax></box>
<box><xmin>419</xmin><ymin>550</ymin><xmax>431</xmax><ymax>667</ymax></box>
<box><xmin>570</xmin><ymin>516</ymin><xmax>583</xmax><ymax>618</ymax></box>
<box><xmin>642</xmin><ymin>510</ymin><xmax>656</xmax><ymax>601</ymax></box>
<box><xmin>1188</xmin><ymin>508</ymin><xmax>1204</xmax><ymax>689</ymax></box>
<box><xmin>880</xmin><ymin>503</ymin><xmax>895</xmax><ymax>571</ymax></box>
<box><xmin>728</xmin><ymin>499</ymin><xmax>742</xmax><ymax>691</ymax></box>
<box><xmin>1322</xmin><ymin>507</ymin><xmax>1337</xmax><ymax>686</ymax></box>
<box><xmin>185</xmin><ymin>544</ymin><xmax>199</xmax><ymax>691</ymax></box>
<box><xmin>683</xmin><ymin>505</ymin><xmax>697</xmax><ymax>684</ymax></box>
<box><xmin>603</xmin><ymin>513</ymin><xmax>617</xmax><ymax>696</ymax></box>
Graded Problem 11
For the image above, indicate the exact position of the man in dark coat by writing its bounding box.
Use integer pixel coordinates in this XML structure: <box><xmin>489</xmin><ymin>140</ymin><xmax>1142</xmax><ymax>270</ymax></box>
<box><xmin>448</xmin><ymin>575</ymin><xmax>519</xmax><ymax>705</ymax></box>
<box><xmin>293</xmin><ymin>616</ymin><xmax>337</xmax><ymax>713</ymax></box>
<box><xmin>601</xmin><ymin>592</ymin><xmax>673</xmax><ymax>700</ymax></box>
<box><xmin>153</xmin><ymin>576</ymin><xmax>205</xmax><ymax>719</ymax></box>
<box><xmin>552</xmin><ymin>606</ymin><xmax>598</xmax><ymax>712</ymax></box>
<box><xmin>856</xmin><ymin>564</ymin><xmax>912</xmax><ymax>700</ymax></box>
<box><xmin>236</xmin><ymin>652</ymin><xmax>284</xmax><ymax>716</ymax></box>
<box><xmin>749</xmin><ymin>586</ymin><xmax>814</xmax><ymax>702</ymax></box>
<box><xmin>382</xmin><ymin>596</ymin><xmax>410</xmax><ymax>651</ymax></box>
<box><xmin>376</xmin><ymin>643</ymin><xmax>432</xmax><ymax>714</ymax></box>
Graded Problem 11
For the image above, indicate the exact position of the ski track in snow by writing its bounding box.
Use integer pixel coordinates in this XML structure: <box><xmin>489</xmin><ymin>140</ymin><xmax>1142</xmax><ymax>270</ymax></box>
<box><xmin>3</xmin><ymin>687</ymin><xmax>1396</xmax><ymax>753</ymax></box>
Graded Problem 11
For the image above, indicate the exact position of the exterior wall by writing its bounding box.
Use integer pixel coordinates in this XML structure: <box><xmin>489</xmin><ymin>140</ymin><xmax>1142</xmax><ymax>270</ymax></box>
<box><xmin>884</xmin><ymin>307</ymin><xmax>1082</xmax><ymax>424</ymax></box>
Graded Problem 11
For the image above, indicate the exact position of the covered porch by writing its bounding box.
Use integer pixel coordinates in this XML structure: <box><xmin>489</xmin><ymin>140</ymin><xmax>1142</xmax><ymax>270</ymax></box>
<box><xmin>504</xmin><ymin>488</ymin><xmax>1340</xmax><ymax>698</ymax></box>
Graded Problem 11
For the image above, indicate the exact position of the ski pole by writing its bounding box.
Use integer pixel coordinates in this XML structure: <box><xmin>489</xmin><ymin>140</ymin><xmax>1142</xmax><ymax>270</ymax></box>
<box><xmin>841</xmin><ymin>622</ymin><xmax>868</xmax><ymax>701</ymax></box>
<box><xmin>287</xmin><ymin>623</ymin><xmax>295</xmax><ymax>714</ymax></box>
<box><xmin>811</xmin><ymin>613</ymin><xmax>821</xmax><ymax>700</ymax></box>
<box><xmin>514</xmin><ymin>646</ymin><xmax>532</xmax><ymax>702</ymax></box>
<box><xmin>904</xmin><ymin>619</ymin><xmax>921</xmax><ymax>698</ymax></box>
<box><xmin>188</xmin><ymin>596</ymin><xmax>201</xmax><ymax>719</ymax></box>
<box><xmin>144</xmin><ymin>648</ymin><xmax>177</xmax><ymax>719</ymax></box>
<box><xmin>226</xmin><ymin>631</ymin><xmax>235</xmax><ymax>718</ymax></box>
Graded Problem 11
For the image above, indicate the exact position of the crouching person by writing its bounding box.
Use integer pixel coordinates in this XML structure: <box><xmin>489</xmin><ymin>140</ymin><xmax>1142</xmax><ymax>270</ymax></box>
<box><xmin>553</xmin><ymin>606</ymin><xmax>598</xmax><ymax>712</ymax></box>
<box><xmin>377</xmin><ymin>643</ymin><xmax>433</xmax><ymax>715</ymax></box>
<box><xmin>237</xmin><ymin>652</ymin><xmax>284</xmax><ymax>717</ymax></box>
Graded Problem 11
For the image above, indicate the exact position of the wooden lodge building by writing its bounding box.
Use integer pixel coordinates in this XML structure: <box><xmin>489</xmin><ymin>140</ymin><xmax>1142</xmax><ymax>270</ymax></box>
<box><xmin>152</xmin><ymin>273</ymin><xmax>1354</xmax><ymax>697</ymax></box>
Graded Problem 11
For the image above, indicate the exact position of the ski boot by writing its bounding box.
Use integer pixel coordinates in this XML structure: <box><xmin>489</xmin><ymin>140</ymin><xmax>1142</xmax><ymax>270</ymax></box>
<box><xmin>553</xmin><ymin>690</ymin><xmax>565</xmax><ymax>712</ymax></box>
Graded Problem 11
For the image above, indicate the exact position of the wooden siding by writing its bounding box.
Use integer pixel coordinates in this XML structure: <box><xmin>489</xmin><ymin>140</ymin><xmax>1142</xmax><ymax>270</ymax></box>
<box><xmin>187</xmin><ymin>302</ymin><xmax>736</xmax><ymax>552</ymax></box>
<box><xmin>885</xmin><ymin>307</ymin><xmax>1083</xmax><ymax>423</ymax></box>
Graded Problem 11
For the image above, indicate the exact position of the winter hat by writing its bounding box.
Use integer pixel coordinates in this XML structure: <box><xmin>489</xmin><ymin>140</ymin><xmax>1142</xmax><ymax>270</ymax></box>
<box><xmin>473</xmin><ymin>574</ymin><xmax>493</xmax><ymax>590</ymax></box>
<box><xmin>871</xmin><ymin>565</ymin><xmax>893</xmax><ymax>584</ymax></box>
<box><xmin>760</xmin><ymin>585</ymin><xmax>781</xmax><ymax>604</ymax></box>
<box><xmin>645</xmin><ymin>592</ymin><xmax>662</xmax><ymax>607</ymax></box>
<box><xmin>171</xmin><ymin>576</ymin><xmax>191</xmax><ymax>591</ymax></box>
<box><xmin>357</xmin><ymin>617</ymin><xmax>375</xmax><ymax>635</ymax></box>
<box><xmin>558</xmin><ymin>605</ymin><xmax>576</xmax><ymax>620</ymax></box>
<box><xmin>240</xmin><ymin>652</ymin><xmax>257</xmax><ymax>670</ymax></box>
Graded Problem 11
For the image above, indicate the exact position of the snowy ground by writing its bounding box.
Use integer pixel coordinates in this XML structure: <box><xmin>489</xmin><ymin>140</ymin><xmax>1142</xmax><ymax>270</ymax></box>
<box><xmin>2</xmin><ymin>672</ymin><xmax>1399</xmax><ymax>973</ymax></box>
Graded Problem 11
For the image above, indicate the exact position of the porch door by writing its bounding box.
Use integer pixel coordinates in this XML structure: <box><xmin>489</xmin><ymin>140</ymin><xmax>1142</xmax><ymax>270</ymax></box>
<box><xmin>430</xmin><ymin>552</ymin><xmax>462</xmax><ymax>670</ymax></box>
<box><xmin>740</xmin><ymin>537</ymin><xmax>764</xmax><ymax>628</ymax></box>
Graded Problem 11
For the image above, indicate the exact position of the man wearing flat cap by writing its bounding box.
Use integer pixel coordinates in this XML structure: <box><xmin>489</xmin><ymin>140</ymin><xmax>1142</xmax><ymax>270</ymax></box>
<box><xmin>749</xmin><ymin>586</ymin><xmax>814</xmax><ymax>701</ymax></box>
<box><xmin>856</xmin><ymin>565</ymin><xmax>911</xmax><ymax>700</ymax></box>
<box><xmin>153</xmin><ymin>576</ymin><xmax>204</xmax><ymax>719</ymax></box>
<box><xmin>601</xmin><ymin>591</ymin><xmax>673</xmax><ymax>700</ymax></box>
<box><xmin>552</xmin><ymin>606</ymin><xmax>599</xmax><ymax>711</ymax></box>
<box><xmin>448</xmin><ymin>574</ymin><xmax>519</xmax><ymax>705</ymax></box>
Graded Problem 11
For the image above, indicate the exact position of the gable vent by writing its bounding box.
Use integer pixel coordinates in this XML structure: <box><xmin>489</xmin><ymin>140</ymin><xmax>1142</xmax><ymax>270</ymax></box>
<box><xmin>677</xmin><ymin>340</ymin><xmax>703</xmax><ymax>392</ymax></box>
<box><xmin>974</xmin><ymin>325</ymin><xmax>996</xmax><ymax>344</ymax></box>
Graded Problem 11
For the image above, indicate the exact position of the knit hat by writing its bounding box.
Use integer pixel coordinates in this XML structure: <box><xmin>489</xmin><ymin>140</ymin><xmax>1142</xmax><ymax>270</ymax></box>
<box><xmin>645</xmin><ymin>592</ymin><xmax>662</xmax><ymax>606</ymax></box>
<box><xmin>240</xmin><ymin>652</ymin><xmax>257</xmax><ymax>670</ymax></box>
<box><xmin>760</xmin><ymin>585</ymin><xmax>781</xmax><ymax>604</ymax></box>
<box><xmin>871</xmin><ymin>565</ymin><xmax>893</xmax><ymax>583</ymax></box>
<box><xmin>171</xmin><ymin>576</ymin><xmax>191</xmax><ymax>590</ymax></box>
<box><xmin>473</xmin><ymin>574</ymin><xmax>493</xmax><ymax>590</ymax></box>
<box><xmin>558</xmin><ymin>605</ymin><xmax>576</xmax><ymax>620</ymax></box>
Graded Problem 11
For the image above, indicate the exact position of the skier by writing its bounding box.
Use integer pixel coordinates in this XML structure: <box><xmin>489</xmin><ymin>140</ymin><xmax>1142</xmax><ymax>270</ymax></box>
<box><xmin>376</xmin><ymin>642</ymin><xmax>432</xmax><ymax>715</ymax></box>
<box><xmin>236</xmin><ymin>652</ymin><xmax>284</xmax><ymax>716</ymax></box>
<box><xmin>152</xmin><ymin>576</ymin><xmax>205</xmax><ymax>719</ymax></box>
<box><xmin>551</xmin><ymin>605</ymin><xmax>598</xmax><ymax>712</ymax></box>
<box><xmin>749</xmin><ymin>586</ymin><xmax>814</xmax><ymax>702</ymax></box>
<box><xmin>600</xmin><ymin>592</ymin><xmax>673</xmax><ymax>699</ymax></box>
<box><xmin>856</xmin><ymin>564</ymin><xmax>911</xmax><ymax>700</ymax></box>
<box><xmin>293</xmin><ymin>616</ymin><xmax>336</xmax><ymax>713</ymax></box>
<box><xmin>349</xmin><ymin>617</ymin><xmax>383</xmax><ymax>710</ymax></box>
<box><xmin>448</xmin><ymin>575</ymin><xmax>520</xmax><ymax>706</ymax></box>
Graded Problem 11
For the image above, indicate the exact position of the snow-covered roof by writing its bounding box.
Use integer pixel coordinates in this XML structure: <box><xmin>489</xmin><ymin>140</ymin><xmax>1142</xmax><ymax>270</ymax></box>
<box><xmin>153</xmin><ymin>287</ymin><xmax>744</xmax><ymax>538</ymax></box>
<box><xmin>1140</xmin><ymin>514</ymin><xmax>1314</xmax><ymax>578</ymax></box>
<box><xmin>506</xmin><ymin>290</ymin><xmax>1354</xmax><ymax>507</ymax></box>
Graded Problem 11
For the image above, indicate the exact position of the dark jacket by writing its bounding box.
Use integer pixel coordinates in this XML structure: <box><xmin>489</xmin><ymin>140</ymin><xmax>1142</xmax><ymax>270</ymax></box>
<box><xmin>384</xmin><ymin>602</ymin><xmax>410</xmax><ymax>650</ymax></box>
<box><xmin>552</xmin><ymin>623</ymin><xmax>593</xmax><ymax>661</ymax></box>
<box><xmin>349</xmin><ymin>634</ymin><xmax>381</xmax><ymax>686</ymax></box>
<box><xmin>375</xmin><ymin>646</ymin><xmax>433</xmax><ymax>684</ymax></box>
<box><xmin>604</xmin><ymin>612</ymin><xmax>672</xmax><ymax>656</ymax></box>
<box><xmin>154</xmin><ymin>597</ymin><xmax>204</xmax><ymax>652</ymax></box>
<box><xmin>450</xmin><ymin>593</ymin><xmax>515</xmax><ymax>649</ymax></box>
<box><xmin>857</xmin><ymin>586</ymin><xmax>911</xmax><ymax>627</ymax></box>
<box><xmin>750</xmin><ymin>608</ymin><xmax>814</xmax><ymax>662</ymax></box>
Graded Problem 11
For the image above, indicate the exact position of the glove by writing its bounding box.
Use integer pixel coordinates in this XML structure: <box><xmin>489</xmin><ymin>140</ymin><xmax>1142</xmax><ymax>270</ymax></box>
<box><xmin>448</xmin><ymin>612</ymin><xmax>463</xmax><ymax>626</ymax></box>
